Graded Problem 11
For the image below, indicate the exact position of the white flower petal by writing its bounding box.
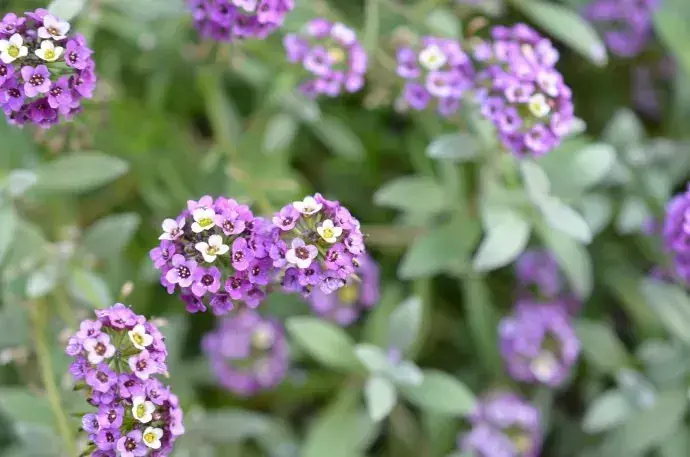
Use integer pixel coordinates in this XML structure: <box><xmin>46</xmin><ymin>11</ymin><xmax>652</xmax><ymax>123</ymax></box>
<box><xmin>9</xmin><ymin>34</ymin><xmax>22</xmax><ymax>47</ymax></box>
<box><xmin>216</xmin><ymin>244</ymin><xmax>230</xmax><ymax>255</ymax></box>
<box><xmin>161</xmin><ymin>218</ymin><xmax>178</xmax><ymax>232</ymax></box>
<box><xmin>208</xmin><ymin>234</ymin><xmax>223</xmax><ymax>247</ymax></box>
<box><xmin>0</xmin><ymin>40</ymin><xmax>9</xmax><ymax>53</ymax></box>
<box><xmin>195</xmin><ymin>242</ymin><xmax>209</xmax><ymax>253</ymax></box>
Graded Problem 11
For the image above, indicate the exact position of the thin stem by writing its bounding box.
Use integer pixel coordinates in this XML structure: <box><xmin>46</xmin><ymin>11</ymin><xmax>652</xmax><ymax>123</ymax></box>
<box><xmin>30</xmin><ymin>301</ymin><xmax>77</xmax><ymax>456</ymax></box>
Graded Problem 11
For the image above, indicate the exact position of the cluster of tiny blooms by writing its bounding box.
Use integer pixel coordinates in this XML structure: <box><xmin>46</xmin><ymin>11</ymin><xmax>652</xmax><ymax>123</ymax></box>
<box><xmin>270</xmin><ymin>194</ymin><xmax>366</xmax><ymax>297</ymax></box>
<box><xmin>395</xmin><ymin>36</ymin><xmax>475</xmax><ymax>117</ymax></box>
<box><xmin>283</xmin><ymin>19</ymin><xmax>368</xmax><ymax>98</ymax></box>
<box><xmin>584</xmin><ymin>0</ymin><xmax>660</xmax><ymax>58</ymax></box>
<box><xmin>0</xmin><ymin>9</ymin><xmax>96</xmax><ymax>128</ymax></box>
<box><xmin>65</xmin><ymin>304</ymin><xmax>184</xmax><ymax>456</ymax></box>
<box><xmin>472</xmin><ymin>24</ymin><xmax>574</xmax><ymax>157</ymax></box>
<box><xmin>150</xmin><ymin>196</ymin><xmax>274</xmax><ymax>315</ymax></box>
<box><xmin>188</xmin><ymin>0</ymin><xmax>295</xmax><ymax>41</ymax></box>
<box><xmin>460</xmin><ymin>392</ymin><xmax>541</xmax><ymax>457</ymax></box>
<box><xmin>202</xmin><ymin>310</ymin><xmax>288</xmax><ymax>396</ymax></box>
<box><xmin>515</xmin><ymin>249</ymin><xmax>581</xmax><ymax>316</ymax></box>
<box><xmin>631</xmin><ymin>57</ymin><xmax>674</xmax><ymax>119</ymax></box>
<box><xmin>499</xmin><ymin>301</ymin><xmax>580</xmax><ymax>387</ymax></box>
<box><xmin>308</xmin><ymin>253</ymin><xmax>379</xmax><ymax>326</ymax></box>
<box><xmin>662</xmin><ymin>185</ymin><xmax>690</xmax><ymax>285</ymax></box>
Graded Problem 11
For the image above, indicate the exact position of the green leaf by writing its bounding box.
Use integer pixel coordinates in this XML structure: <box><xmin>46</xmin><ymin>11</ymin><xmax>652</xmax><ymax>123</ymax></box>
<box><xmin>311</xmin><ymin>116</ymin><xmax>365</xmax><ymax>160</ymax></box>
<box><xmin>616</xmin><ymin>196</ymin><xmax>651</xmax><ymax>234</ymax></box>
<box><xmin>426</xmin><ymin>133</ymin><xmax>478</xmax><ymax>162</ymax></box>
<box><xmin>263</xmin><ymin>113</ymin><xmax>299</xmax><ymax>154</ymax></box>
<box><xmin>572</xmin><ymin>143</ymin><xmax>617</xmax><ymax>189</ymax></box>
<box><xmin>0</xmin><ymin>388</ymin><xmax>55</xmax><ymax>428</ymax></box>
<box><xmin>603</xmin><ymin>109</ymin><xmax>645</xmax><ymax>149</ymax></box>
<box><xmin>34</xmin><ymin>152</ymin><xmax>129</xmax><ymax>194</ymax></box>
<box><xmin>0</xmin><ymin>204</ymin><xmax>17</xmax><ymax>266</ymax></box>
<box><xmin>582</xmin><ymin>390</ymin><xmax>634</xmax><ymax>433</ymax></box>
<box><xmin>355</xmin><ymin>343</ymin><xmax>393</xmax><ymax>373</ymax></box>
<box><xmin>184</xmin><ymin>409</ymin><xmax>273</xmax><ymax>443</ymax></box>
<box><xmin>472</xmin><ymin>210</ymin><xmax>530</xmax><ymax>272</ymax></box>
<box><xmin>578</xmin><ymin>194</ymin><xmax>613</xmax><ymax>236</ymax></box>
<box><xmin>400</xmin><ymin>370</ymin><xmax>476</xmax><ymax>416</ymax></box>
<box><xmin>286</xmin><ymin>317</ymin><xmax>363</xmax><ymax>372</ymax></box>
<box><xmin>68</xmin><ymin>269</ymin><xmax>113</xmax><ymax>309</ymax></box>
<box><xmin>388</xmin><ymin>296</ymin><xmax>423</xmax><ymax>353</ymax></box>
<box><xmin>364</xmin><ymin>376</ymin><xmax>397</xmax><ymax>422</ymax></box>
<box><xmin>538</xmin><ymin>197</ymin><xmax>592</xmax><ymax>244</ymax></box>
<box><xmin>654</xmin><ymin>0</ymin><xmax>690</xmax><ymax>81</ymax></box>
<box><xmin>575</xmin><ymin>319</ymin><xmax>630</xmax><ymax>374</ymax></box>
<box><xmin>374</xmin><ymin>176</ymin><xmax>449</xmax><ymax>215</ymax></box>
<box><xmin>0</xmin><ymin>305</ymin><xmax>29</xmax><ymax>350</ymax></box>
<box><xmin>26</xmin><ymin>262</ymin><xmax>59</xmax><ymax>298</ymax></box>
<box><xmin>520</xmin><ymin>160</ymin><xmax>550</xmax><ymax>199</ymax></box>
<box><xmin>536</xmin><ymin>222</ymin><xmax>593</xmax><ymax>298</ymax></box>
<box><xmin>599</xmin><ymin>389</ymin><xmax>687</xmax><ymax>455</ymax></box>
<box><xmin>48</xmin><ymin>0</ymin><xmax>86</xmax><ymax>21</ymax></box>
<box><xmin>641</xmin><ymin>279</ymin><xmax>690</xmax><ymax>344</ymax></box>
<box><xmin>81</xmin><ymin>213</ymin><xmax>141</xmax><ymax>259</ymax></box>
<box><xmin>425</xmin><ymin>8</ymin><xmax>462</xmax><ymax>38</ymax></box>
<box><xmin>461</xmin><ymin>277</ymin><xmax>503</xmax><ymax>379</ymax></box>
<box><xmin>511</xmin><ymin>0</ymin><xmax>607</xmax><ymax>66</ymax></box>
<box><xmin>5</xmin><ymin>170</ymin><xmax>38</xmax><ymax>197</ymax></box>
<box><xmin>659</xmin><ymin>428</ymin><xmax>690</xmax><ymax>457</ymax></box>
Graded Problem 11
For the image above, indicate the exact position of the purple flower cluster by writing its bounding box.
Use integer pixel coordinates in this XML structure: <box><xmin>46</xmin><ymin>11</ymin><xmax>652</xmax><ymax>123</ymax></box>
<box><xmin>188</xmin><ymin>0</ymin><xmax>295</xmax><ymax>41</ymax></box>
<box><xmin>150</xmin><ymin>195</ymin><xmax>274</xmax><ymax>315</ymax></box>
<box><xmin>584</xmin><ymin>0</ymin><xmax>660</xmax><ymax>58</ymax></box>
<box><xmin>284</xmin><ymin>18</ymin><xmax>368</xmax><ymax>98</ymax></box>
<box><xmin>662</xmin><ymin>185</ymin><xmax>690</xmax><ymax>285</ymax></box>
<box><xmin>308</xmin><ymin>253</ymin><xmax>379</xmax><ymax>326</ymax></box>
<box><xmin>515</xmin><ymin>249</ymin><xmax>580</xmax><ymax>316</ymax></box>
<box><xmin>499</xmin><ymin>301</ymin><xmax>580</xmax><ymax>387</ymax></box>
<box><xmin>460</xmin><ymin>392</ymin><xmax>541</xmax><ymax>457</ymax></box>
<box><xmin>395</xmin><ymin>36</ymin><xmax>475</xmax><ymax>117</ymax></box>
<box><xmin>0</xmin><ymin>9</ymin><xmax>96</xmax><ymax>128</ymax></box>
<box><xmin>202</xmin><ymin>310</ymin><xmax>288</xmax><ymax>396</ymax></box>
<box><xmin>473</xmin><ymin>24</ymin><xmax>574</xmax><ymax>157</ymax></box>
<box><xmin>65</xmin><ymin>304</ymin><xmax>184</xmax><ymax>456</ymax></box>
<box><xmin>270</xmin><ymin>194</ymin><xmax>366</xmax><ymax>297</ymax></box>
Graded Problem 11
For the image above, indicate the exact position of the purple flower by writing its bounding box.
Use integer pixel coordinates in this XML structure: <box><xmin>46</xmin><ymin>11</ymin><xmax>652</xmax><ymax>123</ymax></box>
<box><xmin>20</xmin><ymin>65</ymin><xmax>51</xmax><ymax>97</ymax></box>
<box><xmin>97</xmin><ymin>404</ymin><xmax>124</xmax><ymax>429</ymax></box>
<box><xmin>83</xmin><ymin>333</ymin><xmax>116</xmax><ymax>364</ymax></box>
<box><xmin>285</xmin><ymin>238</ymin><xmax>318</xmax><ymax>269</ymax></box>
<box><xmin>0</xmin><ymin>79</ymin><xmax>24</xmax><ymax>113</ymax></box>
<box><xmin>64</xmin><ymin>36</ymin><xmax>92</xmax><ymax>70</ymax></box>
<box><xmin>662</xmin><ymin>185</ymin><xmax>690</xmax><ymax>285</ymax></box>
<box><xmin>129</xmin><ymin>350</ymin><xmax>160</xmax><ymax>380</ymax></box>
<box><xmin>94</xmin><ymin>429</ymin><xmax>120</xmax><ymax>451</ymax></box>
<box><xmin>225</xmin><ymin>273</ymin><xmax>251</xmax><ymax>301</ymax></box>
<box><xmin>461</xmin><ymin>392</ymin><xmax>541</xmax><ymax>457</ymax></box>
<box><xmin>149</xmin><ymin>240</ymin><xmax>176</xmax><ymax>269</ymax></box>
<box><xmin>82</xmin><ymin>413</ymin><xmax>100</xmax><ymax>434</ymax></box>
<box><xmin>191</xmin><ymin>266</ymin><xmax>222</xmax><ymax>297</ymax></box>
<box><xmin>86</xmin><ymin>363</ymin><xmax>118</xmax><ymax>393</ymax></box>
<box><xmin>499</xmin><ymin>303</ymin><xmax>580</xmax><ymax>386</ymax></box>
<box><xmin>118</xmin><ymin>374</ymin><xmax>145</xmax><ymax>399</ymax></box>
<box><xmin>231</xmin><ymin>237</ymin><xmax>255</xmax><ymax>271</ymax></box>
<box><xmin>165</xmin><ymin>254</ymin><xmax>197</xmax><ymax>288</ymax></box>
<box><xmin>210</xmin><ymin>293</ymin><xmax>234</xmax><ymax>315</ymax></box>
<box><xmin>584</xmin><ymin>0</ymin><xmax>659</xmax><ymax>58</ymax></box>
<box><xmin>272</xmin><ymin>205</ymin><xmax>299</xmax><ymax>231</ymax></box>
<box><xmin>202</xmin><ymin>311</ymin><xmax>289</xmax><ymax>396</ymax></box>
<box><xmin>46</xmin><ymin>76</ymin><xmax>73</xmax><ymax>113</ymax></box>
<box><xmin>117</xmin><ymin>430</ymin><xmax>147</xmax><ymax>457</ymax></box>
<box><xmin>0</xmin><ymin>13</ymin><xmax>24</xmax><ymax>36</ymax></box>
<box><xmin>284</xmin><ymin>19</ymin><xmax>368</xmax><ymax>98</ymax></box>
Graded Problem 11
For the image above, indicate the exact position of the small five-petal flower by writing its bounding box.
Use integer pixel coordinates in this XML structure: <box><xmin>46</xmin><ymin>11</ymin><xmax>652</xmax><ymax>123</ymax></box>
<box><xmin>131</xmin><ymin>396</ymin><xmax>156</xmax><ymax>424</ymax></box>
<box><xmin>35</xmin><ymin>39</ymin><xmax>63</xmax><ymax>62</ymax></box>
<box><xmin>317</xmin><ymin>219</ymin><xmax>342</xmax><ymax>243</ymax></box>
<box><xmin>292</xmin><ymin>196</ymin><xmax>322</xmax><ymax>215</ymax></box>
<box><xmin>0</xmin><ymin>33</ymin><xmax>27</xmax><ymax>63</ymax></box>
<box><xmin>37</xmin><ymin>15</ymin><xmax>70</xmax><ymax>40</ymax></box>
<box><xmin>128</xmin><ymin>324</ymin><xmax>153</xmax><ymax>350</ymax></box>
<box><xmin>159</xmin><ymin>217</ymin><xmax>185</xmax><ymax>241</ymax></box>
<box><xmin>142</xmin><ymin>426</ymin><xmax>164</xmax><ymax>450</ymax></box>
<box><xmin>285</xmin><ymin>238</ymin><xmax>318</xmax><ymax>269</ymax></box>
<box><xmin>195</xmin><ymin>234</ymin><xmax>229</xmax><ymax>263</ymax></box>
<box><xmin>191</xmin><ymin>207</ymin><xmax>216</xmax><ymax>233</ymax></box>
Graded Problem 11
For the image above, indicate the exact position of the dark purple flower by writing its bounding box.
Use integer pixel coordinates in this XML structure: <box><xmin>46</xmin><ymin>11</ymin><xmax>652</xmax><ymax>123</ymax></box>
<box><xmin>118</xmin><ymin>374</ymin><xmax>145</xmax><ymax>399</ymax></box>
<box><xmin>191</xmin><ymin>266</ymin><xmax>222</xmax><ymax>297</ymax></box>
<box><xmin>231</xmin><ymin>237</ymin><xmax>255</xmax><ymax>271</ymax></box>
<box><xmin>117</xmin><ymin>430</ymin><xmax>147</xmax><ymax>457</ymax></box>
<box><xmin>86</xmin><ymin>363</ymin><xmax>118</xmax><ymax>392</ymax></box>
<box><xmin>129</xmin><ymin>350</ymin><xmax>160</xmax><ymax>380</ymax></box>
<box><xmin>64</xmin><ymin>36</ymin><xmax>92</xmax><ymax>70</ymax></box>
<box><xmin>0</xmin><ymin>79</ymin><xmax>24</xmax><ymax>113</ymax></box>
<box><xmin>149</xmin><ymin>240</ymin><xmax>177</xmax><ymax>269</ymax></box>
<box><xmin>46</xmin><ymin>76</ymin><xmax>73</xmax><ymax>113</ymax></box>
<box><xmin>20</xmin><ymin>65</ymin><xmax>51</xmax><ymax>97</ymax></box>
<box><xmin>94</xmin><ymin>428</ymin><xmax>121</xmax><ymax>451</ymax></box>
<box><xmin>272</xmin><ymin>205</ymin><xmax>299</xmax><ymax>231</ymax></box>
<box><xmin>165</xmin><ymin>254</ymin><xmax>197</xmax><ymax>288</ymax></box>
<box><xmin>97</xmin><ymin>404</ymin><xmax>124</xmax><ymax>429</ymax></box>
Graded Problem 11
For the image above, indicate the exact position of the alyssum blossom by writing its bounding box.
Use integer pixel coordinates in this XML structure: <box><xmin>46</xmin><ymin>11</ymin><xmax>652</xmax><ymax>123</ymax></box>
<box><xmin>284</xmin><ymin>18</ymin><xmax>368</xmax><ymax>98</ymax></box>
<box><xmin>460</xmin><ymin>392</ymin><xmax>541</xmax><ymax>457</ymax></box>
<box><xmin>0</xmin><ymin>9</ymin><xmax>96</xmax><ymax>127</ymax></box>
<box><xmin>188</xmin><ymin>0</ymin><xmax>295</xmax><ymax>42</ymax></box>
<box><xmin>662</xmin><ymin>185</ymin><xmax>690</xmax><ymax>286</ymax></box>
<box><xmin>65</xmin><ymin>304</ymin><xmax>184</xmax><ymax>456</ymax></box>
<box><xmin>150</xmin><ymin>195</ymin><xmax>274</xmax><ymax>315</ymax></box>
<box><xmin>472</xmin><ymin>24</ymin><xmax>574</xmax><ymax>157</ymax></box>
<box><xmin>395</xmin><ymin>36</ymin><xmax>475</xmax><ymax>117</ymax></box>
<box><xmin>270</xmin><ymin>193</ymin><xmax>367</xmax><ymax>297</ymax></box>
<box><xmin>202</xmin><ymin>310</ymin><xmax>289</xmax><ymax>396</ymax></box>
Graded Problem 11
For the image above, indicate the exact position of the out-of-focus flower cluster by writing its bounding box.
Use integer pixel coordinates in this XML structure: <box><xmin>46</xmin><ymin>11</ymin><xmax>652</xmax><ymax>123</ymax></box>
<box><xmin>473</xmin><ymin>24</ymin><xmax>574</xmax><ymax>157</ymax></box>
<box><xmin>460</xmin><ymin>392</ymin><xmax>542</xmax><ymax>457</ymax></box>
<box><xmin>66</xmin><ymin>304</ymin><xmax>184</xmax><ymax>456</ymax></box>
<box><xmin>395</xmin><ymin>36</ymin><xmax>475</xmax><ymax>117</ymax></box>
<box><xmin>150</xmin><ymin>194</ymin><xmax>367</xmax><ymax>315</ymax></box>
<box><xmin>202</xmin><ymin>310</ymin><xmax>288</xmax><ymax>396</ymax></box>
<box><xmin>662</xmin><ymin>185</ymin><xmax>690</xmax><ymax>286</ymax></box>
<box><xmin>0</xmin><ymin>9</ymin><xmax>96</xmax><ymax>128</ymax></box>
<box><xmin>188</xmin><ymin>0</ymin><xmax>294</xmax><ymax>41</ymax></box>
<box><xmin>283</xmin><ymin>19</ymin><xmax>368</xmax><ymax>98</ymax></box>
<box><xmin>584</xmin><ymin>0</ymin><xmax>660</xmax><ymax>58</ymax></box>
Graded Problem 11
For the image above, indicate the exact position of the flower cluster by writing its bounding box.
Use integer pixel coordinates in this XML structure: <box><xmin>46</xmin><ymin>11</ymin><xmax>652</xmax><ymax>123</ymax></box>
<box><xmin>460</xmin><ymin>392</ymin><xmax>541</xmax><ymax>457</ymax></box>
<box><xmin>308</xmin><ymin>253</ymin><xmax>379</xmax><ymax>326</ymax></box>
<box><xmin>188</xmin><ymin>0</ymin><xmax>295</xmax><ymax>41</ymax></box>
<box><xmin>0</xmin><ymin>9</ymin><xmax>96</xmax><ymax>128</ymax></box>
<box><xmin>284</xmin><ymin>18</ymin><xmax>368</xmax><ymax>98</ymax></box>
<box><xmin>472</xmin><ymin>24</ymin><xmax>574</xmax><ymax>157</ymax></box>
<box><xmin>515</xmin><ymin>249</ymin><xmax>580</xmax><ymax>316</ymax></box>
<box><xmin>270</xmin><ymin>194</ymin><xmax>366</xmax><ymax>297</ymax></box>
<box><xmin>662</xmin><ymin>185</ymin><xmax>690</xmax><ymax>285</ymax></box>
<box><xmin>150</xmin><ymin>195</ymin><xmax>274</xmax><ymax>315</ymax></box>
<box><xmin>395</xmin><ymin>36</ymin><xmax>475</xmax><ymax>117</ymax></box>
<box><xmin>584</xmin><ymin>0</ymin><xmax>660</xmax><ymax>58</ymax></box>
<box><xmin>202</xmin><ymin>310</ymin><xmax>288</xmax><ymax>396</ymax></box>
<box><xmin>66</xmin><ymin>304</ymin><xmax>184</xmax><ymax>456</ymax></box>
<box><xmin>499</xmin><ymin>301</ymin><xmax>580</xmax><ymax>387</ymax></box>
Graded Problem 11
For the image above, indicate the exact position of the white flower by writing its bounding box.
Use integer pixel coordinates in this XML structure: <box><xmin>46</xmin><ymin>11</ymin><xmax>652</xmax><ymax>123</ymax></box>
<box><xmin>292</xmin><ymin>196</ymin><xmax>322</xmax><ymax>215</ymax></box>
<box><xmin>285</xmin><ymin>238</ymin><xmax>318</xmax><ymax>269</ymax></box>
<box><xmin>191</xmin><ymin>207</ymin><xmax>216</xmax><ymax>233</ymax></box>
<box><xmin>159</xmin><ymin>217</ymin><xmax>185</xmax><ymax>240</ymax></box>
<box><xmin>537</xmin><ymin>71</ymin><xmax>559</xmax><ymax>97</ymax></box>
<box><xmin>128</xmin><ymin>324</ymin><xmax>154</xmax><ymax>350</ymax></box>
<box><xmin>132</xmin><ymin>397</ymin><xmax>156</xmax><ymax>424</ymax></box>
<box><xmin>331</xmin><ymin>23</ymin><xmax>356</xmax><ymax>46</ymax></box>
<box><xmin>142</xmin><ymin>427</ymin><xmax>164</xmax><ymax>449</ymax></box>
<box><xmin>0</xmin><ymin>34</ymin><xmax>28</xmax><ymax>64</ymax></box>
<box><xmin>234</xmin><ymin>0</ymin><xmax>258</xmax><ymax>12</ymax></box>
<box><xmin>34</xmin><ymin>40</ymin><xmax>63</xmax><ymax>62</ymax></box>
<box><xmin>316</xmin><ymin>219</ymin><xmax>343</xmax><ymax>244</ymax></box>
<box><xmin>528</xmin><ymin>93</ymin><xmax>551</xmax><ymax>118</ymax></box>
<box><xmin>195</xmin><ymin>234</ymin><xmax>229</xmax><ymax>263</ymax></box>
<box><xmin>530</xmin><ymin>351</ymin><xmax>558</xmax><ymax>383</ymax></box>
<box><xmin>418</xmin><ymin>45</ymin><xmax>447</xmax><ymax>71</ymax></box>
<box><xmin>38</xmin><ymin>15</ymin><xmax>71</xmax><ymax>40</ymax></box>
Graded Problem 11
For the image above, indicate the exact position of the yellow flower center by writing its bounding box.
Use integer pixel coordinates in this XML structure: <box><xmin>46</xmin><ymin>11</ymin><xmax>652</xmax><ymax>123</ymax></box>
<box><xmin>337</xmin><ymin>284</ymin><xmax>359</xmax><ymax>304</ymax></box>
<box><xmin>328</xmin><ymin>47</ymin><xmax>345</xmax><ymax>64</ymax></box>
<box><xmin>199</xmin><ymin>217</ymin><xmax>213</xmax><ymax>227</ymax></box>
<box><xmin>8</xmin><ymin>45</ymin><xmax>19</xmax><ymax>58</ymax></box>
<box><xmin>44</xmin><ymin>49</ymin><xmax>55</xmax><ymax>60</ymax></box>
<box><xmin>48</xmin><ymin>27</ymin><xmax>59</xmax><ymax>36</ymax></box>
<box><xmin>132</xmin><ymin>332</ymin><xmax>144</xmax><ymax>346</ymax></box>
<box><xmin>513</xmin><ymin>434</ymin><xmax>531</xmax><ymax>453</ymax></box>
<box><xmin>322</xmin><ymin>227</ymin><xmax>335</xmax><ymax>239</ymax></box>
<box><xmin>206</xmin><ymin>245</ymin><xmax>219</xmax><ymax>255</ymax></box>
<box><xmin>143</xmin><ymin>432</ymin><xmax>157</xmax><ymax>443</ymax></box>
<box><xmin>135</xmin><ymin>404</ymin><xmax>147</xmax><ymax>418</ymax></box>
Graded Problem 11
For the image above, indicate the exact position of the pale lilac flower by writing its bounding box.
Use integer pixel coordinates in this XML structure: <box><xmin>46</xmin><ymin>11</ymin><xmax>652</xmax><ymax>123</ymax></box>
<box><xmin>83</xmin><ymin>333</ymin><xmax>116</xmax><ymax>364</ymax></box>
<box><xmin>285</xmin><ymin>238</ymin><xmax>318</xmax><ymax>269</ymax></box>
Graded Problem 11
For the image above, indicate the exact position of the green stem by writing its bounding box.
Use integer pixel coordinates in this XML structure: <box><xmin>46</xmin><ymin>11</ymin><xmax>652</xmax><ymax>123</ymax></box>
<box><xmin>30</xmin><ymin>301</ymin><xmax>77</xmax><ymax>456</ymax></box>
